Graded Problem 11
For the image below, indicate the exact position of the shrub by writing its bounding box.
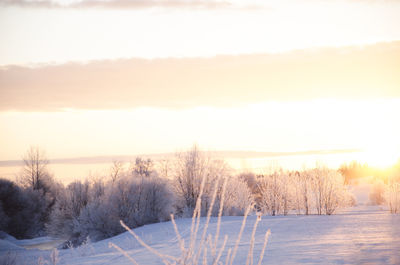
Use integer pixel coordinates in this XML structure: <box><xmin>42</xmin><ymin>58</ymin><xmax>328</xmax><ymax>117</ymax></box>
<box><xmin>46</xmin><ymin>181</ymin><xmax>91</xmax><ymax>240</ymax></box>
<box><xmin>385</xmin><ymin>174</ymin><xmax>400</xmax><ymax>214</ymax></box>
<box><xmin>73</xmin><ymin>176</ymin><xmax>174</xmax><ymax>244</ymax></box>
<box><xmin>110</xmin><ymin>175</ymin><xmax>271</xmax><ymax>265</ymax></box>
<box><xmin>0</xmin><ymin>178</ymin><xmax>45</xmax><ymax>238</ymax></box>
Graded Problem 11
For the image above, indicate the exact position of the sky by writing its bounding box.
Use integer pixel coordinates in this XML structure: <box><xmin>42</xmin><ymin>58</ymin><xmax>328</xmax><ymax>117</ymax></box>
<box><xmin>1</xmin><ymin>0</ymin><xmax>400</xmax><ymax>171</ymax></box>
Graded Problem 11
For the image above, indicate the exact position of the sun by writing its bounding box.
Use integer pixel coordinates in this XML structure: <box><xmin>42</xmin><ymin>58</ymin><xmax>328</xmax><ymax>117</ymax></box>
<box><xmin>362</xmin><ymin>146</ymin><xmax>400</xmax><ymax>169</ymax></box>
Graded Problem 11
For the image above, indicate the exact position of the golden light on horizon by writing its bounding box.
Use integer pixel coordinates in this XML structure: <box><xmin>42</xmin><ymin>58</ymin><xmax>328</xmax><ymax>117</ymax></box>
<box><xmin>1</xmin><ymin>99</ymin><xmax>399</xmax><ymax>167</ymax></box>
<box><xmin>362</xmin><ymin>146</ymin><xmax>400</xmax><ymax>169</ymax></box>
<box><xmin>2</xmin><ymin>2</ymin><xmax>400</xmax><ymax>264</ymax></box>
<box><xmin>0</xmin><ymin>0</ymin><xmax>400</xmax><ymax>179</ymax></box>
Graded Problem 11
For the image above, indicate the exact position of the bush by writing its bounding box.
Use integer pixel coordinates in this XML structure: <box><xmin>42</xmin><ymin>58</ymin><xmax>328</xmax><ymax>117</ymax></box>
<box><xmin>216</xmin><ymin>176</ymin><xmax>254</xmax><ymax>216</ymax></box>
<box><xmin>110</xmin><ymin>173</ymin><xmax>270</xmax><ymax>265</ymax></box>
<box><xmin>0</xmin><ymin>178</ymin><xmax>45</xmax><ymax>238</ymax></box>
<box><xmin>52</xmin><ymin>176</ymin><xmax>175</xmax><ymax>245</ymax></box>
<box><xmin>257</xmin><ymin>170</ymin><xmax>292</xmax><ymax>216</ymax></box>
<box><xmin>255</xmin><ymin>167</ymin><xmax>354</xmax><ymax>216</ymax></box>
<box><xmin>46</xmin><ymin>181</ymin><xmax>91</xmax><ymax>240</ymax></box>
<box><xmin>310</xmin><ymin>167</ymin><xmax>350</xmax><ymax>215</ymax></box>
<box><xmin>385</xmin><ymin>174</ymin><xmax>400</xmax><ymax>213</ymax></box>
<box><xmin>172</xmin><ymin>145</ymin><xmax>251</xmax><ymax>217</ymax></box>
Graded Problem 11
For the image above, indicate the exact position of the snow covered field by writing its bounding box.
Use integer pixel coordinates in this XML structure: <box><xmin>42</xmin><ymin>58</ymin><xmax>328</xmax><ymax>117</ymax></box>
<box><xmin>1</xmin><ymin>206</ymin><xmax>399</xmax><ymax>265</ymax></box>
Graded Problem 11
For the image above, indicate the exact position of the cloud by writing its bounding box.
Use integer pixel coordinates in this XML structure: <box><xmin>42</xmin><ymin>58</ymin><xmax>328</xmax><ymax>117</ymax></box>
<box><xmin>1</xmin><ymin>41</ymin><xmax>400</xmax><ymax>111</ymax></box>
<box><xmin>1</xmin><ymin>0</ymin><xmax>398</xmax><ymax>10</ymax></box>
<box><xmin>0</xmin><ymin>0</ymin><xmax>235</xmax><ymax>10</ymax></box>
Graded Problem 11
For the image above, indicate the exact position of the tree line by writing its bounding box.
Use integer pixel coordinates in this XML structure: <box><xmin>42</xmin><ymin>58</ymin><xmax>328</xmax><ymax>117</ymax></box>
<box><xmin>1</xmin><ymin>145</ymin><xmax>399</xmax><ymax>247</ymax></box>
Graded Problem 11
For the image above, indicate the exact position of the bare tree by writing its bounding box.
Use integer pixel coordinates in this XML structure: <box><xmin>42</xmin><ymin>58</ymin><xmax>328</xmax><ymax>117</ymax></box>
<box><xmin>130</xmin><ymin>157</ymin><xmax>154</xmax><ymax>178</ymax></box>
<box><xmin>110</xmin><ymin>160</ymin><xmax>124</xmax><ymax>183</ymax></box>
<box><xmin>257</xmin><ymin>170</ymin><xmax>285</xmax><ymax>216</ymax></box>
<box><xmin>20</xmin><ymin>146</ymin><xmax>50</xmax><ymax>191</ymax></box>
<box><xmin>299</xmin><ymin>170</ymin><xmax>313</xmax><ymax>215</ymax></box>
<box><xmin>310</xmin><ymin>166</ymin><xmax>348</xmax><ymax>215</ymax></box>
<box><xmin>173</xmin><ymin>145</ymin><xmax>210</xmax><ymax>215</ymax></box>
<box><xmin>221</xmin><ymin>176</ymin><xmax>254</xmax><ymax>216</ymax></box>
<box><xmin>157</xmin><ymin>158</ymin><xmax>172</xmax><ymax>179</ymax></box>
<box><xmin>173</xmin><ymin>145</ymin><xmax>231</xmax><ymax>216</ymax></box>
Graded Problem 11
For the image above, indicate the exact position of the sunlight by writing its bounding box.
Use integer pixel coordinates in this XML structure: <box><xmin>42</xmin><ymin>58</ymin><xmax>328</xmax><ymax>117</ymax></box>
<box><xmin>1</xmin><ymin>1</ymin><xmax>400</xmax><ymax>264</ymax></box>
<box><xmin>363</xmin><ymin>147</ymin><xmax>400</xmax><ymax>169</ymax></box>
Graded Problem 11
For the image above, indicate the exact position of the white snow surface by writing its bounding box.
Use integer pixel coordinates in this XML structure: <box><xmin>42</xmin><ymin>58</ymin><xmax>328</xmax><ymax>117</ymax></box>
<box><xmin>1</xmin><ymin>206</ymin><xmax>399</xmax><ymax>264</ymax></box>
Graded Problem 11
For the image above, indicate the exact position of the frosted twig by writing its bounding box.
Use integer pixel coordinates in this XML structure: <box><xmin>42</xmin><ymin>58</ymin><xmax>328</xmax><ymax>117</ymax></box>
<box><xmin>188</xmin><ymin>172</ymin><xmax>207</xmax><ymax>262</ymax></box>
<box><xmin>246</xmin><ymin>213</ymin><xmax>261</xmax><ymax>265</ymax></box>
<box><xmin>171</xmin><ymin>214</ymin><xmax>186</xmax><ymax>255</ymax></box>
<box><xmin>228</xmin><ymin>203</ymin><xmax>253</xmax><ymax>265</ymax></box>
<box><xmin>212</xmin><ymin>177</ymin><xmax>227</xmax><ymax>259</ymax></box>
<box><xmin>194</xmin><ymin>176</ymin><xmax>221</xmax><ymax>265</ymax></box>
<box><xmin>212</xmin><ymin>235</ymin><xmax>228</xmax><ymax>265</ymax></box>
<box><xmin>256</xmin><ymin>229</ymin><xmax>271</xmax><ymax>265</ymax></box>
<box><xmin>120</xmin><ymin>220</ymin><xmax>178</xmax><ymax>264</ymax></box>
<box><xmin>109</xmin><ymin>242</ymin><xmax>140</xmax><ymax>265</ymax></box>
<box><xmin>224</xmin><ymin>248</ymin><xmax>232</xmax><ymax>265</ymax></box>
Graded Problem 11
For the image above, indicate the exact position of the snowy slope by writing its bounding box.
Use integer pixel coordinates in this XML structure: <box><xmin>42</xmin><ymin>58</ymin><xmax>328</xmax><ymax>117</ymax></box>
<box><xmin>1</xmin><ymin>206</ymin><xmax>399</xmax><ymax>265</ymax></box>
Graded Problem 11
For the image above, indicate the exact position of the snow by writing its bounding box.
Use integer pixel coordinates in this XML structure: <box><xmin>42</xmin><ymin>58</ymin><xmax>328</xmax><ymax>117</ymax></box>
<box><xmin>1</xmin><ymin>206</ymin><xmax>399</xmax><ymax>264</ymax></box>
<box><xmin>0</xmin><ymin>239</ymin><xmax>24</xmax><ymax>251</ymax></box>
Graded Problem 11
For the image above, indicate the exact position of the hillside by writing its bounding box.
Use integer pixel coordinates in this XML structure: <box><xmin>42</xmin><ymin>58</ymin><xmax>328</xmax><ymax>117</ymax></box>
<box><xmin>1</xmin><ymin>206</ymin><xmax>399</xmax><ymax>265</ymax></box>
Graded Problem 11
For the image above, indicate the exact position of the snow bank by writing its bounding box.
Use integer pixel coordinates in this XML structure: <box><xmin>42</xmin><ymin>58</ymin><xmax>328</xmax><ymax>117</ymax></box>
<box><xmin>0</xmin><ymin>239</ymin><xmax>24</xmax><ymax>251</ymax></box>
<box><xmin>4</xmin><ymin>206</ymin><xmax>400</xmax><ymax>265</ymax></box>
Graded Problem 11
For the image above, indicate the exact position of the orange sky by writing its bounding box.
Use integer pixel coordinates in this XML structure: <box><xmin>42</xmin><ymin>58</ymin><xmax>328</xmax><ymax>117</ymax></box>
<box><xmin>0</xmin><ymin>0</ymin><xmax>400</xmax><ymax>170</ymax></box>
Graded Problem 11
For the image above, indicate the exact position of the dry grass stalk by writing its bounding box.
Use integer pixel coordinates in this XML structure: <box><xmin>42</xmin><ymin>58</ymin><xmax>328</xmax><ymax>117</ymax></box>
<box><xmin>111</xmin><ymin>174</ymin><xmax>270</xmax><ymax>265</ymax></box>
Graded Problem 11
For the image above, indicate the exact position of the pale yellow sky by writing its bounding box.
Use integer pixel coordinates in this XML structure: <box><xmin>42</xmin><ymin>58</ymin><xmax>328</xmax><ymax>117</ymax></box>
<box><xmin>0</xmin><ymin>0</ymin><xmax>400</xmax><ymax>170</ymax></box>
<box><xmin>1</xmin><ymin>99</ymin><xmax>400</xmax><ymax>168</ymax></box>
<box><xmin>1</xmin><ymin>0</ymin><xmax>400</xmax><ymax>65</ymax></box>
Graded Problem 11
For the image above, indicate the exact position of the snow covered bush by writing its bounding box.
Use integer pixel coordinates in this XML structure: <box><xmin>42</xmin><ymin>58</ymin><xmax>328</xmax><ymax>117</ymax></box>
<box><xmin>173</xmin><ymin>145</ymin><xmax>253</xmax><ymax>217</ymax></box>
<box><xmin>369</xmin><ymin>179</ymin><xmax>386</xmax><ymax>205</ymax></box>
<box><xmin>172</xmin><ymin>145</ymin><xmax>216</xmax><ymax>216</ymax></box>
<box><xmin>292</xmin><ymin>170</ymin><xmax>313</xmax><ymax>215</ymax></box>
<box><xmin>46</xmin><ymin>180</ymin><xmax>91</xmax><ymax>241</ymax></box>
<box><xmin>130</xmin><ymin>157</ymin><xmax>157</xmax><ymax>178</ymax></box>
<box><xmin>257</xmin><ymin>169</ymin><xmax>293</xmax><ymax>216</ymax></box>
<box><xmin>385</xmin><ymin>174</ymin><xmax>400</xmax><ymax>214</ymax></box>
<box><xmin>310</xmin><ymin>166</ymin><xmax>350</xmax><ymax>215</ymax></box>
<box><xmin>110</xmin><ymin>174</ymin><xmax>271</xmax><ymax>265</ymax></box>
<box><xmin>255</xmin><ymin>166</ymin><xmax>353</xmax><ymax>216</ymax></box>
<box><xmin>75</xmin><ymin>175</ymin><xmax>174</xmax><ymax>244</ymax></box>
<box><xmin>219</xmin><ymin>176</ymin><xmax>254</xmax><ymax>216</ymax></box>
<box><xmin>0</xmin><ymin>178</ymin><xmax>46</xmax><ymax>238</ymax></box>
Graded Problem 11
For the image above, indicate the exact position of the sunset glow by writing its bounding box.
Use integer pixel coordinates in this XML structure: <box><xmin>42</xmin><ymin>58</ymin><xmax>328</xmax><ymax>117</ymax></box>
<box><xmin>0</xmin><ymin>0</ymin><xmax>400</xmax><ymax>179</ymax></box>
<box><xmin>1</xmin><ymin>2</ymin><xmax>400</xmax><ymax>264</ymax></box>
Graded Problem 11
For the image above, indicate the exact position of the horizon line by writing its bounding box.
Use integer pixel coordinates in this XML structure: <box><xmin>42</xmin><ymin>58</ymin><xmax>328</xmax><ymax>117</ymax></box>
<box><xmin>0</xmin><ymin>148</ymin><xmax>362</xmax><ymax>167</ymax></box>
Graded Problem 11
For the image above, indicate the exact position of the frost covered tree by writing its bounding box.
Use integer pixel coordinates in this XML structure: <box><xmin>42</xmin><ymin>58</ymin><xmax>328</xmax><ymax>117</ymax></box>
<box><xmin>74</xmin><ymin>175</ymin><xmax>174</xmax><ymax>244</ymax></box>
<box><xmin>46</xmin><ymin>180</ymin><xmax>91</xmax><ymax>240</ymax></box>
<box><xmin>257</xmin><ymin>169</ymin><xmax>292</xmax><ymax>216</ymax></box>
<box><xmin>110</xmin><ymin>160</ymin><xmax>124</xmax><ymax>183</ymax></box>
<box><xmin>310</xmin><ymin>166</ymin><xmax>349</xmax><ymax>215</ymax></box>
<box><xmin>292</xmin><ymin>171</ymin><xmax>313</xmax><ymax>215</ymax></box>
<box><xmin>238</xmin><ymin>172</ymin><xmax>258</xmax><ymax>194</ymax></box>
<box><xmin>19</xmin><ymin>146</ymin><xmax>51</xmax><ymax>191</ymax></box>
<box><xmin>173</xmin><ymin>145</ymin><xmax>249</xmax><ymax>217</ymax></box>
<box><xmin>157</xmin><ymin>158</ymin><xmax>172</xmax><ymax>179</ymax></box>
<box><xmin>385</xmin><ymin>173</ymin><xmax>400</xmax><ymax>214</ymax></box>
<box><xmin>130</xmin><ymin>157</ymin><xmax>155</xmax><ymax>178</ymax></box>
<box><xmin>15</xmin><ymin>147</ymin><xmax>61</xmax><ymax>236</ymax></box>
<box><xmin>219</xmin><ymin>176</ymin><xmax>254</xmax><ymax>216</ymax></box>
<box><xmin>255</xmin><ymin>166</ymin><xmax>352</xmax><ymax>216</ymax></box>
<box><xmin>173</xmin><ymin>145</ymin><xmax>214</xmax><ymax>216</ymax></box>
<box><xmin>369</xmin><ymin>179</ymin><xmax>386</xmax><ymax>205</ymax></box>
<box><xmin>297</xmin><ymin>170</ymin><xmax>313</xmax><ymax>215</ymax></box>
